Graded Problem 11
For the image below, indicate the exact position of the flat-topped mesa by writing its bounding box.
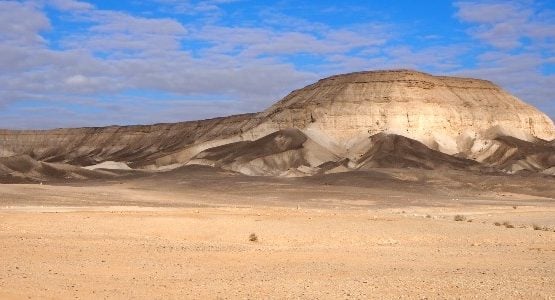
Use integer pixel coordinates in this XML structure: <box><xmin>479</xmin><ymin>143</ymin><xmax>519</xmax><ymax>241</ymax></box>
<box><xmin>1</xmin><ymin>69</ymin><xmax>554</xmax><ymax>177</ymax></box>
<box><xmin>246</xmin><ymin>69</ymin><xmax>555</xmax><ymax>154</ymax></box>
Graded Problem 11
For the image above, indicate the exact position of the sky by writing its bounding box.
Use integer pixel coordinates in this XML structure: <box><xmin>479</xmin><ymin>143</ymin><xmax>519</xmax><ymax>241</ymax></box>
<box><xmin>1</xmin><ymin>0</ymin><xmax>554</xmax><ymax>129</ymax></box>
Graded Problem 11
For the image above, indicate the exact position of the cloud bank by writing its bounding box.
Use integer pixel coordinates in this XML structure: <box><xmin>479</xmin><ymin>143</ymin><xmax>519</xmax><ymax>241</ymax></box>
<box><xmin>0</xmin><ymin>0</ymin><xmax>553</xmax><ymax>128</ymax></box>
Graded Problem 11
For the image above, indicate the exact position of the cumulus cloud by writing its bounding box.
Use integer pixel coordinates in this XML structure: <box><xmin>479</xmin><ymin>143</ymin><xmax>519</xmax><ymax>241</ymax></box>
<box><xmin>0</xmin><ymin>1</ymin><xmax>50</xmax><ymax>46</ymax></box>
<box><xmin>455</xmin><ymin>1</ymin><xmax>555</xmax><ymax>49</ymax></box>
<box><xmin>453</xmin><ymin>1</ymin><xmax>554</xmax><ymax>118</ymax></box>
<box><xmin>61</xmin><ymin>11</ymin><xmax>188</xmax><ymax>55</ymax></box>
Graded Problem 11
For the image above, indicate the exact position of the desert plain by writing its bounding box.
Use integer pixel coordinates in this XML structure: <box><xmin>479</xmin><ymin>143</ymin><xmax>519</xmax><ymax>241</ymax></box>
<box><xmin>1</xmin><ymin>166</ymin><xmax>554</xmax><ymax>299</ymax></box>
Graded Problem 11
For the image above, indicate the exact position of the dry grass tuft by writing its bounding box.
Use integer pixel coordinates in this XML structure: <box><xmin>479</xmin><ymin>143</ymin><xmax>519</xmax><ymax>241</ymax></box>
<box><xmin>249</xmin><ymin>233</ymin><xmax>258</xmax><ymax>242</ymax></box>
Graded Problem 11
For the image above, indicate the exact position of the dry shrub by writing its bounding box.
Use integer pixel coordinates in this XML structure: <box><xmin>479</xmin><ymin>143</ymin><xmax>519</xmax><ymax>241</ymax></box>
<box><xmin>533</xmin><ymin>224</ymin><xmax>552</xmax><ymax>231</ymax></box>
<box><xmin>503</xmin><ymin>221</ymin><xmax>514</xmax><ymax>228</ymax></box>
<box><xmin>454</xmin><ymin>215</ymin><xmax>466</xmax><ymax>222</ymax></box>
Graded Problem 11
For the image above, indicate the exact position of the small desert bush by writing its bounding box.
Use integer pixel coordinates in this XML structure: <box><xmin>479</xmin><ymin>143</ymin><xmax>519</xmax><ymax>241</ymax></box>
<box><xmin>426</xmin><ymin>214</ymin><xmax>432</xmax><ymax>219</ymax></box>
<box><xmin>503</xmin><ymin>221</ymin><xmax>514</xmax><ymax>228</ymax></box>
<box><xmin>454</xmin><ymin>215</ymin><xmax>466</xmax><ymax>222</ymax></box>
<box><xmin>494</xmin><ymin>222</ymin><xmax>501</xmax><ymax>226</ymax></box>
<box><xmin>249</xmin><ymin>233</ymin><xmax>258</xmax><ymax>242</ymax></box>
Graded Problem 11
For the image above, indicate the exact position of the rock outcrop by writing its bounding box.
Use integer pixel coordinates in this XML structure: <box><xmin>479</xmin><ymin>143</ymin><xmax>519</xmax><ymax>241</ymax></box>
<box><xmin>1</xmin><ymin>70</ymin><xmax>554</xmax><ymax>180</ymax></box>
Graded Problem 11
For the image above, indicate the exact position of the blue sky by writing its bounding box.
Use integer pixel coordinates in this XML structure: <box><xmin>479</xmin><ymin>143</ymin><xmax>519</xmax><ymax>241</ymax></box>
<box><xmin>1</xmin><ymin>0</ymin><xmax>554</xmax><ymax>129</ymax></box>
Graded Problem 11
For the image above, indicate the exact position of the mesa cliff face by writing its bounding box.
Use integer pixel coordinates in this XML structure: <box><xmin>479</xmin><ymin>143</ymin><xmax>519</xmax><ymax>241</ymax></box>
<box><xmin>1</xmin><ymin>70</ymin><xmax>554</xmax><ymax>180</ymax></box>
<box><xmin>245</xmin><ymin>70</ymin><xmax>555</xmax><ymax>154</ymax></box>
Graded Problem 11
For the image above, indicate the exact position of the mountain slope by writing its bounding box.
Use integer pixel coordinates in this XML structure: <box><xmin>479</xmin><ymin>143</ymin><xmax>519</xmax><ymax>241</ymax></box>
<box><xmin>0</xmin><ymin>155</ymin><xmax>127</xmax><ymax>183</ymax></box>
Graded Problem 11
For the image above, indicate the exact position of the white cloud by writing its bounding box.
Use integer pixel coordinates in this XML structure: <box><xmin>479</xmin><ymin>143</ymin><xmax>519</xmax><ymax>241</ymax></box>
<box><xmin>189</xmin><ymin>23</ymin><xmax>389</xmax><ymax>60</ymax></box>
<box><xmin>453</xmin><ymin>1</ymin><xmax>554</xmax><ymax>118</ymax></box>
<box><xmin>153</xmin><ymin>0</ymin><xmax>242</xmax><ymax>19</ymax></box>
<box><xmin>65</xmin><ymin>74</ymin><xmax>89</xmax><ymax>85</ymax></box>
<box><xmin>48</xmin><ymin>0</ymin><xmax>93</xmax><ymax>11</ymax></box>
<box><xmin>455</xmin><ymin>2</ymin><xmax>528</xmax><ymax>23</ymax></box>
<box><xmin>455</xmin><ymin>1</ymin><xmax>555</xmax><ymax>49</ymax></box>
<box><xmin>60</xmin><ymin>10</ymin><xmax>188</xmax><ymax>54</ymax></box>
<box><xmin>0</xmin><ymin>1</ymin><xmax>50</xmax><ymax>46</ymax></box>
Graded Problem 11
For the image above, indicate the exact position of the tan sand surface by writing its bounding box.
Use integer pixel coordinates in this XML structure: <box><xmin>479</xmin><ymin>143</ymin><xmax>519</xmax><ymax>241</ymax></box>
<box><xmin>0</xmin><ymin>172</ymin><xmax>554</xmax><ymax>299</ymax></box>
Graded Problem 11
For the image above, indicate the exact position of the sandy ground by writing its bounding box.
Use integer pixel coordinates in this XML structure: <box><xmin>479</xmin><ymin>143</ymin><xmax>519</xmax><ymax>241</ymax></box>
<box><xmin>0</xmin><ymin>169</ymin><xmax>554</xmax><ymax>299</ymax></box>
